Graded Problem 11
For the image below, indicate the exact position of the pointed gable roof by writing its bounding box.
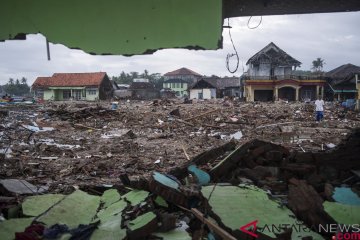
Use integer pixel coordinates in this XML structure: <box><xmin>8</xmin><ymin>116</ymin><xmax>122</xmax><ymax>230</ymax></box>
<box><xmin>246</xmin><ymin>42</ymin><xmax>301</xmax><ymax>67</ymax></box>
<box><xmin>191</xmin><ymin>79</ymin><xmax>216</xmax><ymax>89</ymax></box>
<box><xmin>164</xmin><ymin>67</ymin><xmax>202</xmax><ymax>77</ymax></box>
<box><xmin>32</xmin><ymin>72</ymin><xmax>107</xmax><ymax>88</ymax></box>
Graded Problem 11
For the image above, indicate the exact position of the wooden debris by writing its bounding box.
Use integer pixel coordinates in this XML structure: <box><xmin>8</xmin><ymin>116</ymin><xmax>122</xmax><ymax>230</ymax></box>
<box><xmin>287</xmin><ymin>178</ymin><xmax>336</xmax><ymax>229</ymax></box>
<box><xmin>191</xmin><ymin>208</ymin><xmax>237</xmax><ymax>240</ymax></box>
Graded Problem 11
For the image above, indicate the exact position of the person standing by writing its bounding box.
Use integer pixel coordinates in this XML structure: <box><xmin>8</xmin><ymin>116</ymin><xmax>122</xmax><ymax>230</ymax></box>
<box><xmin>315</xmin><ymin>97</ymin><xmax>325</xmax><ymax>122</ymax></box>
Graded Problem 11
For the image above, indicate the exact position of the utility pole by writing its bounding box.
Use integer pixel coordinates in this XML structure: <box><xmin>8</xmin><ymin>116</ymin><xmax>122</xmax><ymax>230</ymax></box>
<box><xmin>356</xmin><ymin>74</ymin><xmax>359</xmax><ymax>111</ymax></box>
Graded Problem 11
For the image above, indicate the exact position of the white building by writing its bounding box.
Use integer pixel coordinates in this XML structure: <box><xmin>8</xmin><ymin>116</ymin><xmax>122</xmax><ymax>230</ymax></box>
<box><xmin>189</xmin><ymin>79</ymin><xmax>216</xmax><ymax>99</ymax></box>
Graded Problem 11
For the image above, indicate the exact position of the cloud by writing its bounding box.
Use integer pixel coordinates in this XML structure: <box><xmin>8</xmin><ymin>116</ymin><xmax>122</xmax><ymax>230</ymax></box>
<box><xmin>0</xmin><ymin>12</ymin><xmax>359</xmax><ymax>85</ymax></box>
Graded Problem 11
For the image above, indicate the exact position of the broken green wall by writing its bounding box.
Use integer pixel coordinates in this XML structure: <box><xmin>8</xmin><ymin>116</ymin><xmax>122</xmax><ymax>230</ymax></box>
<box><xmin>202</xmin><ymin>185</ymin><xmax>324</xmax><ymax>239</ymax></box>
<box><xmin>1</xmin><ymin>0</ymin><xmax>222</xmax><ymax>55</ymax></box>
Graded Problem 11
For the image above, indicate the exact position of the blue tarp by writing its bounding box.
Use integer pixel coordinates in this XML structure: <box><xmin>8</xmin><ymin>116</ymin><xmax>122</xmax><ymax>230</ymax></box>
<box><xmin>332</xmin><ymin>187</ymin><xmax>360</xmax><ymax>206</ymax></box>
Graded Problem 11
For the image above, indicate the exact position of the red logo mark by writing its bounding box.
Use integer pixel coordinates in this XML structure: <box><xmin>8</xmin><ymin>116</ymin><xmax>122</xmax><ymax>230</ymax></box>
<box><xmin>240</xmin><ymin>220</ymin><xmax>258</xmax><ymax>238</ymax></box>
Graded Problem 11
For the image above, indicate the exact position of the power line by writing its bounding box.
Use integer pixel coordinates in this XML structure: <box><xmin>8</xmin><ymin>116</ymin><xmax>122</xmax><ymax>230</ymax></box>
<box><xmin>225</xmin><ymin>18</ymin><xmax>239</xmax><ymax>74</ymax></box>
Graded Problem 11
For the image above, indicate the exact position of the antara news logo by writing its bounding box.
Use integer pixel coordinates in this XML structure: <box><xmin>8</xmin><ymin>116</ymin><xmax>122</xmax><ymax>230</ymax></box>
<box><xmin>239</xmin><ymin>220</ymin><xmax>360</xmax><ymax>239</ymax></box>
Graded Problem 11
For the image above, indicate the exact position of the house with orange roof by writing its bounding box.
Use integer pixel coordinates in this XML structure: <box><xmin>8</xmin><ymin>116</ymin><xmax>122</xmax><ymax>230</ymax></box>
<box><xmin>32</xmin><ymin>72</ymin><xmax>113</xmax><ymax>101</ymax></box>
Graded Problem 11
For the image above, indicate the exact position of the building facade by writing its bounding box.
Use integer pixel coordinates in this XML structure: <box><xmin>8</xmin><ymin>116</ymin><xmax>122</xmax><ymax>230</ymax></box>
<box><xmin>244</xmin><ymin>42</ymin><xmax>326</xmax><ymax>102</ymax></box>
<box><xmin>163</xmin><ymin>79</ymin><xmax>190</xmax><ymax>97</ymax></box>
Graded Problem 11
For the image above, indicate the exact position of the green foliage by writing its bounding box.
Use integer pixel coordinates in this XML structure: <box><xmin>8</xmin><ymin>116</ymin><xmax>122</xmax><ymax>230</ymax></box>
<box><xmin>293</xmin><ymin>70</ymin><xmax>312</xmax><ymax>76</ymax></box>
<box><xmin>2</xmin><ymin>77</ymin><xmax>30</xmax><ymax>96</ymax></box>
<box><xmin>111</xmin><ymin>70</ymin><xmax>164</xmax><ymax>89</ymax></box>
<box><xmin>312</xmin><ymin>57</ymin><xmax>325</xmax><ymax>73</ymax></box>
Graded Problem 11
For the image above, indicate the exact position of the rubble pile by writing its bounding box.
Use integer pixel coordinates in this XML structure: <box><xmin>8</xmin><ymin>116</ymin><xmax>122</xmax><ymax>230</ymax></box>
<box><xmin>0</xmin><ymin>100</ymin><xmax>360</xmax><ymax>240</ymax></box>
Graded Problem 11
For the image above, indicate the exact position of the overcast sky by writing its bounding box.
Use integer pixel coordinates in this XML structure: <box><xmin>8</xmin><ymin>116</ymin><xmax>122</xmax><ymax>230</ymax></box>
<box><xmin>0</xmin><ymin>12</ymin><xmax>359</xmax><ymax>85</ymax></box>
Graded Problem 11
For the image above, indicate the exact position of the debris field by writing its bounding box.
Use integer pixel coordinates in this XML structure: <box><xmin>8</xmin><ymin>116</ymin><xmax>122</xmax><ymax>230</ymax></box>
<box><xmin>0</xmin><ymin>99</ymin><xmax>360</xmax><ymax>240</ymax></box>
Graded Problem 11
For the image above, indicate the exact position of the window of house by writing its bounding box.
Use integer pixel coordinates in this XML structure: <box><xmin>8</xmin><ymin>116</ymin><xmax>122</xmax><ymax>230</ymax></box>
<box><xmin>88</xmin><ymin>89</ymin><xmax>97</xmax><ymax>95</ymax></box>
<box><xmin>73</xmin><ymin>90</ymin><xmax>82</xmax><ymax>100</ymax></box>
<box><xmin>36</xmin><ymin>89</ymin><xmax>44</xmax><ymax>98</ymax></box>
<box><xmin>63</xmin><ymin>90</ymin><xmax>71</xmax><ymax>100</ymax></box>
<box><xmin>180</xmin><ymin>83</ymin><xmax>183</xmax><ymax>88</ymax></box>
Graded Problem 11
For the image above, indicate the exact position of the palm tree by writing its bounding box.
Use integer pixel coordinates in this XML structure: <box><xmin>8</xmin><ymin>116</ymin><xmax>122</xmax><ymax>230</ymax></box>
<box><xmin>312</xmin><ymin>58</ymin><xmax>325</xmax><ymax>73</ymax></box>
<box><xmin>21</xmin><ymin>77</ymin><xmax>27</xmax><ymax>85</ymax></box>
<box><xmin>8</xmin><ymin>78</ymin><xmax>14</xmax><ymax>85</ymax></box>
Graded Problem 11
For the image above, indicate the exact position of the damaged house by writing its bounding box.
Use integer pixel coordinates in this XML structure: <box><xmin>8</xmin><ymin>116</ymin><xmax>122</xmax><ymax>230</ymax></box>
<box><xmin>189</xmin><ymin>79</ymin><xmax>217</xmax><ymax>99</ymax></box>
<box><xmin>203</xmin><ymin>76</ymin><xmax>243</xmax><ymax>98</ymax></box>
<box><xmin>244</xmin><ymin>42</ymin><xmax>326</xmax><ymax>102</ymax></box>
<box><xmin>325</xmin><ymin>63</ymin><xmax>360</xmax><ymax>101</ymax></box>
<box><xmin>129</xmin><ymin>79</ymin><xmax>159</xmax><ymax>100</ymax></box>
<box><xmin>32</xmin><ymin>72</ymin><xmax>113</xmax><ymax>101</ymax></box>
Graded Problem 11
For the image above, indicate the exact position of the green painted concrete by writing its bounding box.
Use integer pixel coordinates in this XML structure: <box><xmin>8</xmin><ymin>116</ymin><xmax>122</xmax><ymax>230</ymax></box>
<box><xmin>202</xmin><ymin>185</ymin><xmax>324</xmax><ymax>239</ymax></box>
<box><xmin>44</xmin><ymin>90</ymin><xmax>55</xmax><ymax>100</ymax></box>
<box><xmin>163</xmin><ymin>82</ymin><xmax>189</xmax><ymax>97</ymax></box>
<box><xmin>1</xmin><ymin>0</ymin><xmax>222</xmax><ymax>55</ymax></box>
